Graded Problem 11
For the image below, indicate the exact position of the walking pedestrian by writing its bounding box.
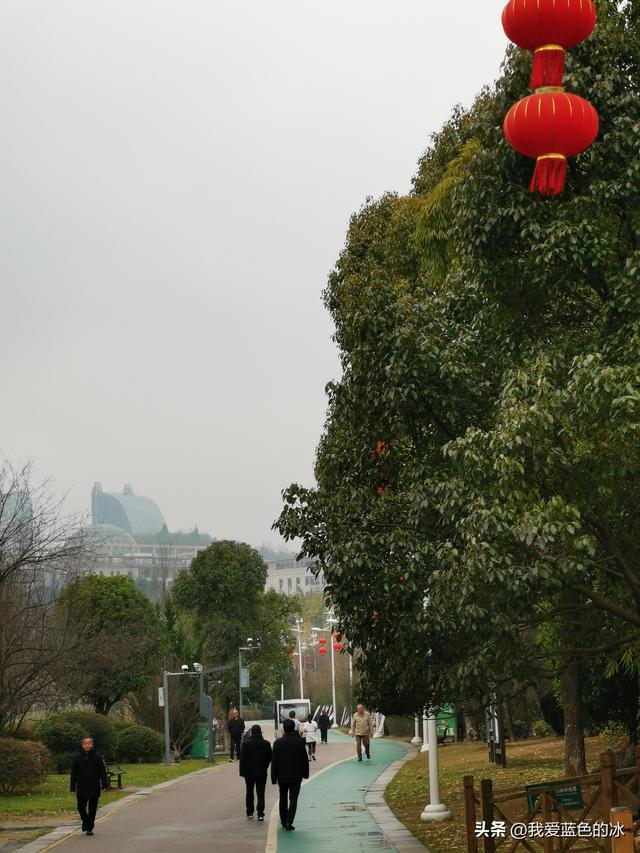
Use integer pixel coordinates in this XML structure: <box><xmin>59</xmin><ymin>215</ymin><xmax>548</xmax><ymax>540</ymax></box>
<box><xmin>349</xmin><ymin>704</ymin><xmax>375</xmax><ymax>761</ymax></box>
<box><xmin>239</xmin><ymin>724</ymin><xmax>272</xmax><ymax>822</ymax></box>
<box><xmin>227</xmin><ymin>708</ymin><xmax>245</xmax><ymax>762</ymax></box>
<box><xmin>287</xmin><ymin>709</ymin><xmax>301</xmax><ymax>734</ymax></box>
<box><xmin>69</xmin><ymin>736</ymin><xmax>109</xmax><ymax>836</ymax></box>
<box><xmin>271</xmin><ymin>718</ymin><xmax>309</xmax><ymax>831</ymax></box>
<box><xmin>303</xmin><ymin>715</ymin><xmax>318</xmax><ymax>761</ymax></box>
<box><xmin>317</xmin><ymin>710</ymin><xmax>331</xmax><ymax>744</ymax></box>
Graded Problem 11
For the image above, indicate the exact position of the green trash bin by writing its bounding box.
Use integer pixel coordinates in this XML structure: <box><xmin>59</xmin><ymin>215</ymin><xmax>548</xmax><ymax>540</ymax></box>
<box><xmin>191</xmin><ymin>722</ymin><xmax>210</xmax><ymax>759</ymax></box>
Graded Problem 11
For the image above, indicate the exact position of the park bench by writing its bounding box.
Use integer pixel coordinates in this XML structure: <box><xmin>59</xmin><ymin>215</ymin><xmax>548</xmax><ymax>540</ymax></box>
<box><xmin>105</xmin><ymin>762</ymin><xmax>124</xmax><ymax>789</ymax></box>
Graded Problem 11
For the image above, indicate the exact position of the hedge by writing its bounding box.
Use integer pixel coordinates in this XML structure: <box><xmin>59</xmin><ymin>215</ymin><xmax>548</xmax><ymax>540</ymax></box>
<box><xmin>116</xmin><ymin>725</ymin><xmax>164</xmax><ymax>763</ymax></box>
<box><xmin>0</xmin><ymin>738</ymin><xmax>49</xmax><ymax>792</ymax></box>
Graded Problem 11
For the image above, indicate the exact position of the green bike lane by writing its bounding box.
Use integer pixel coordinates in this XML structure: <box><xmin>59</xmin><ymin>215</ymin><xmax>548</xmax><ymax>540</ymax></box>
<box><xmin>269</xmin><ymin>731</ymin><xmax>425</xmax><ymax>853</ymax></box>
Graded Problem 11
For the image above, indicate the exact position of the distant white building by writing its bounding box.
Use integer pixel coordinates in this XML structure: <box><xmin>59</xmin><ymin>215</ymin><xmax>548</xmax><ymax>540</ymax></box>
<box><xmin>264</xmin><ymin>558</ymin><xmax>324</xmax><ymax>596</ymax></box>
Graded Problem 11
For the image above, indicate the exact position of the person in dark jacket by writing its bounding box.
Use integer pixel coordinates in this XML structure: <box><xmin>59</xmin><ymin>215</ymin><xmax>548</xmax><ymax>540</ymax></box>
<box><xmin>239</xmin><ymin>724</ymin><xmax>272</xmax><ymax>821</ymax></box>
<box><xmin>227</xmin><ymin>709</ymin><xmax>245</xmax><ymax>762</ymax></box>
<box><xmin>70</xmin><ymin>737</ymin><xmax>109</xmax><ymax>835</ymax></box>
<box><xmin>317</xmin><ymin>711</ymin><xmax>331</xmax><ymax>744</ymax></box>
<box><xmin>271</xmin><ymin>718</ymin><xmax>309</xmax><ymax>831</ymax></box>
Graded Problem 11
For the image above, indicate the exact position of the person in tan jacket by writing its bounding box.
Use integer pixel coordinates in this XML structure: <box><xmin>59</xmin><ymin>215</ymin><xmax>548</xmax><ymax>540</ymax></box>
<box><xmin>349</xmin><ymin>704</ymin><xmax>375</xmax><ymax>761</ymax></box>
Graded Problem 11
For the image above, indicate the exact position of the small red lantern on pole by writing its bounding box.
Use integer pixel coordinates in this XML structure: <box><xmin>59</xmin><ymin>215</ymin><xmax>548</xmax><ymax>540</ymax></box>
<box><xmin>504</xmin><ymin>92</ymin><xmax>599</xmax><ymax>195</ymax></box>
<box><xmin>318</xmin><ymin>636</ymin><xmax>327</xmax><ymax>645</ymax></box>
<box><xmin>502</xmin><ymin>0</ymin><xmax>596</xmax><ymax>89</ymax></box>
<box><xmin>333</xmin><ymin>642</ymin><xmax>343</xmax><ymax>652</ymax></box>
<box><xmin>319</xmin><ymin>646</ymin><xmax>327</xmax><ymax>656</ymax></box>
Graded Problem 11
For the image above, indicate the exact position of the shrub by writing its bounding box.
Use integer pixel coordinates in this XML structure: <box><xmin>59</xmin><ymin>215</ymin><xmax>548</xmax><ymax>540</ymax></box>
<box><xmin>531</xmin><ymin>719</ymin><xmax>556</xmax><ymax>738</ymax></box>
<box><xmin>512</xmin><ymin>719</ymin><xmax>532</xmax><ymax>739</ymax></box>
<box><xmin>598</xmin><ymin>720</ymin><xmax>628</xmax><ymax>750</ymax></box>
<box><xmin>36</xmin><ymin>711</ymin><xmax>117</xmax><ymax>761</ymax></box>
<box><xmin>35</xmin><ymin>717</ymin><xmax>84</xmax><ymax>754</ymax></box>
<box><xmin>116</xmin><ymin>725</ymin><xmax>163</xmax><ymax>763</ymax></box>
<box><xmin>0</xmin><ymin>738</ymin><xmax>49</xmax><ymax>792</ymax></box>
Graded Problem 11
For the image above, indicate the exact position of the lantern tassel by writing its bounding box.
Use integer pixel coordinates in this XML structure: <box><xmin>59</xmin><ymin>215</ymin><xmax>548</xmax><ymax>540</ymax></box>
<box><xmin>530</xmin><ymin>154</ymin><xmax>567</xmax><ymax>196</ymax></box>
<box><xmin>530</xmin><ymin>46</ymin><xmax>566</xmax><ymax>89</ymax></box>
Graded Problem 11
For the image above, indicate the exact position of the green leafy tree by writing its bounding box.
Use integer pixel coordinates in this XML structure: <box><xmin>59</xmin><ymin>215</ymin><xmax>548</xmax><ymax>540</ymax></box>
<box><xmin>277</xmin><ymin>0</ymin><xmax>640</xmax><ymax>775</ymax></box>
<box><xmin>58</xmin><ymin>575</ymin><xmax>165</xmax><ymax>714</ymax></box>
<box><xmin>172</xmin><ymin>540</ymin><xmax>268</xmax><ymax>663</ymax></box>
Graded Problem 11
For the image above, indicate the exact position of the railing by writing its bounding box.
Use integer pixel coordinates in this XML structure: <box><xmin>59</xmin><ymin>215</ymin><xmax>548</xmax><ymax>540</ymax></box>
<box><xmin>464</xmin><ymin>747</ymin><xmax>640</xmax><ymax>853</ymax></box>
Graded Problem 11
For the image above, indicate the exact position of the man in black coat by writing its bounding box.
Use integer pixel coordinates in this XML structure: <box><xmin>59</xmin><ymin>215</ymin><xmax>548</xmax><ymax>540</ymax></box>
<box><xmin>227</xmin><ymin>709</ymin><xmax>245</xmax><ymax>762</ymax></box>
<box><xmin>317</xmin><ymin>711</ymin><xmax>331</xmax><ymax>744</ymax></box>
<box><xmin>239</xmin><ymin>724</ymin><xmax>272</xmax><ymax>821</ymax></box>
<box><xmin>271</xmin><ymin>718</ymin><xmax>309</xmax><ymax>831</ymax></box>
<box><xmin>70</xmin><ymin>737</ymin><xmax>109</xmax><ymax>835</ymax></box>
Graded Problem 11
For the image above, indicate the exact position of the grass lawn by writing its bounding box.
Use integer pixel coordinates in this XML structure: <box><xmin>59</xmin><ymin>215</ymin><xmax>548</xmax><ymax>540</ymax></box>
<box><xmin>385</xmin><ymin>735</ymin><xmax>616</xmax><ymax>853</ymax></box>
<box><xmin>0</xmin><ymin>759</ymin><xmax>213</xmax><ymax>822</ymax></box>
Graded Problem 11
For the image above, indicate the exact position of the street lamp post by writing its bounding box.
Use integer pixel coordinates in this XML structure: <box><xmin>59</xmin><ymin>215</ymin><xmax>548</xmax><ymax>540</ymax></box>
<box><xmin>420</xmin><ymin>711</ymin><xmax>452</xmax><ymax>821</ymax></box>
<box><xmin>293</xmin><ymin>619</ymin><xmax>304</xmax><ymax>698</ymax></box>
<box><xmin>238</xmin><ymin>637</ymin><xmax>261</xmax><ymax>718</ymax></box>
<box><xmin>162</xmin><ymin>662</ymin><xmax>231</xmax><ymax>766</ymax></box>
<box><xmin>411</xmin><ymin>717</ymin><xmax>422</xmax><ymax>746</ymax></box>
<box><xmin>421</xmin><ymin>710</ymin><xmax>429</xmax><ymax>753</ymax></box>
<box><xmin>313</xmin><ymin>612</ymin><xmax>339</xmax><ymax>727</ymax></box>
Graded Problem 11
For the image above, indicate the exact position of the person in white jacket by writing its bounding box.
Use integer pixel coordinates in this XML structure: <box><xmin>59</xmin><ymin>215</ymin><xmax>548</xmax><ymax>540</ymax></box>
<box><xmin>303</xmin><ymin>715</ymin><xmax>318</xmax><ymax>761</ymax></box>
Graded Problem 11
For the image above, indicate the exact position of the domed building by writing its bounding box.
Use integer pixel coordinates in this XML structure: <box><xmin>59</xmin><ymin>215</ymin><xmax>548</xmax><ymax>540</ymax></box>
<box><xmin>91</xmin><ymin>483</ymin><xmax>165</xmax><ymax>536</ymax></box>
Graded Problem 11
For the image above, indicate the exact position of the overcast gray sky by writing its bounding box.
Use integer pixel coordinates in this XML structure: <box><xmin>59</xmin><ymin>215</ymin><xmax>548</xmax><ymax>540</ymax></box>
<box><xmin>1</xmin><ymin>0</ymin><xmax>508</xmax><ymax>548</ymax></box>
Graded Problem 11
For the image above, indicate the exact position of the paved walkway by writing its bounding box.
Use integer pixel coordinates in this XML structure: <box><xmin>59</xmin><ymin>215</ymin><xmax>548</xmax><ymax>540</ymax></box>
<box><xmin>20</xmin><ymin>725</ymin><xmax>425</xmax><ymax>853</ymax></box>
<box><xmin>269</xmin><ymin>731</ymin><xmax>424</xmax><ymax>852</ymax></box>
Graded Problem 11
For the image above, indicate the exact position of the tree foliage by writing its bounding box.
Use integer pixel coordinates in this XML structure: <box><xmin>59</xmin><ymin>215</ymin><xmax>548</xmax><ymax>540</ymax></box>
<box><xmin>58</xmin><ymin>575</ymin><xmax>165</xmax><ymax>715</ymax></box>
<box><xmin>276</xmin><ymin>0</ymin><xmax>640</xmax><ymax>754</ymax></box>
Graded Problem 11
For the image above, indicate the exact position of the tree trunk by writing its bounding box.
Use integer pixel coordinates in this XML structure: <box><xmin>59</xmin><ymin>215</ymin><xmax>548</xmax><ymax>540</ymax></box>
<box><xmin>562</xmin><ymin>657</ymin><xmax>587</xmax><ymax>776</ymax></box>
<box><xmin>503</xmin><ymin>701</ymin><xmax>516</xmax><ymax>742</ymax></box>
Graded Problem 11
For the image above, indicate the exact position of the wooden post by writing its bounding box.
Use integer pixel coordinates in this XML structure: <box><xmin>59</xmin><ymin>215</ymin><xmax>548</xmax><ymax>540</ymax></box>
<box><xmin>480</xmin><ymin>778</ymin><xmax>495</xmax><ymax>853</ymax></box>
<box><xmin>600</xmin><ymin>751</ymin><xmax>616</xmax><ymax>853</ymax></box>
<box><xmin>635</xmin><ymin>744</ymin><xmax>640</xmax><ymax>803</ymax></box>
<box><xmin>610</xmin><ymin>807</ymin><xmax>633</xmax><ymax>853</ymax></box>
<box><xmin>541</xmin><ymin>791</ymin><xmax>554</xmax><ymax>853</ymax></box>
<box><xmin>464</xmin><ymin>776</ymin><xmax>478</xmax><ymax>853</ymax></box>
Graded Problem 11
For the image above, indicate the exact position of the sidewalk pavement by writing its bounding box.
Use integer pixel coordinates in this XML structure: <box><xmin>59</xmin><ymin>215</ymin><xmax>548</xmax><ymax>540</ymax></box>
<box><xmin>17</xmin><ymin>725</ymin><xmax>426</xmax><ymax>853</ymax></box>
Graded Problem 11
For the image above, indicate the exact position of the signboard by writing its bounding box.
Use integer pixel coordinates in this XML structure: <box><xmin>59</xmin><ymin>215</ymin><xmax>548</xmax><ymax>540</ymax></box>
<box><xmin>158</xmin><ymin>687</ymin><xmax>165</xmax><ymax>707</ymax></box>
<box><xmin>526</xmin><ymin>783</ymin><xmax>584</xmax><ymax>813</ymax></box>
<box><xmin>274</xmin><ymin>699</ymin><xmax>311</xmax><ymax>733</ymax></box>
<box><xmin>240</xmin><ymin>667</ymin><xmax>250</xmax><ymax>689</ymax></box>
<box><xmin>199</xmin><ymin>693</ymin><xmax>213</xmax><ymax>719</ymax></box>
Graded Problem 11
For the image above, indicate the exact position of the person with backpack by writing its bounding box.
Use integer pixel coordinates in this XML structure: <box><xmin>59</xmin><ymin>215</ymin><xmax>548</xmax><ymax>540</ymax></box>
<box><xmin>239</xmin><ymin>724</ymin><xmax>272</xmax><ymax>821</ymax></box>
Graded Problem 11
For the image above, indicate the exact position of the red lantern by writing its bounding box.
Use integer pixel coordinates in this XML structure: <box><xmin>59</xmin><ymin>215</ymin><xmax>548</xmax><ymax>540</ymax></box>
<box><xmin>319</xmin><ymin>646</ymin><xmax>327</xmax><ymax>656</ymax></box>
<box><xmin>333</xmin><ymin>642</ymin><xmax>343</xmax><ymax>651</ymax></box>
<box><xmin>504</xmin><ymin>92</ymin><xmax>598</xmax><ymax>195</ymax></box>
<box><xmin>502</xmin><ymin>0</ymin><xmax>596</xmax><ymax>89</ymax></box>
<box><xmin>318</xmin><ymin>636</ymin><xmax>327</xmax><ymax>645</ymax></box>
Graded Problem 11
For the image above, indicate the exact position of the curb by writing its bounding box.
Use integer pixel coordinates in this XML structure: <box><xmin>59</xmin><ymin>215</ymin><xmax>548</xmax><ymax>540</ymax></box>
<box><xmin>15</xmin><ymin>765</ymin><xmax>220</xmax><ymax>853</ymax></box>
<box><xmin>365</xmin><ymin>748</ymin><xmax>431</xmax><ymax>852</ymax></box>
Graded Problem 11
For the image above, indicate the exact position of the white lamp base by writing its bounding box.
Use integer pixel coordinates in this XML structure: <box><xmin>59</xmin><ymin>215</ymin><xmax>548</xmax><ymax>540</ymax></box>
<box><xmin>420</xmin><ymin>742</ymin><xmax>429</xmax><ymax>752</ymax></box>
<box><xmin>420</xmin><ymin>804</ymin><xmax>452</xmax><ymax>822</ymax></box>
<box><xmin>410</xmin><ymin>736</ymin><xmax>422</xmax><ymax>745</ymax></box>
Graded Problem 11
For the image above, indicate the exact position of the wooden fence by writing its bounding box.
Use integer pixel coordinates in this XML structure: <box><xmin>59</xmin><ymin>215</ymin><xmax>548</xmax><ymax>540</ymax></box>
<box><xmin>464</xmin><ymin>747</ymin><xmax>640</xmax><ymax>853</ymax></box>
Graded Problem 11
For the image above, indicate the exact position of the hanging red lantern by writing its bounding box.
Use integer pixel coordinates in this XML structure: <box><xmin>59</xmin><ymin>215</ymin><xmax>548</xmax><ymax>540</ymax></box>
<box><xmin>333</xmin><ymin>642</ymin><xmax>343</xmax><ymax>651</ymax></box>
<box><xmin>502</xmin><ymin>0</ymin><xmax>596</xmax><ymax>89</ymax></box>
<box><xmin>504</xmin><ymin>92</ymin><xmax>598</xmax><ymax>195</ymax></box>
<box><xmin>334</xmin><ymin>631</ymin><xmax>342</xmax><ymax>642</ymax></box>
<box><xmin>319</xmin><ymin>646</ymin><xmax>327</xmax><ymax>656</ymax></box>
<box><xmin>318</xmin><ymin>636</ymin><xmax>327</xmax><ymax>645</ymax></box>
